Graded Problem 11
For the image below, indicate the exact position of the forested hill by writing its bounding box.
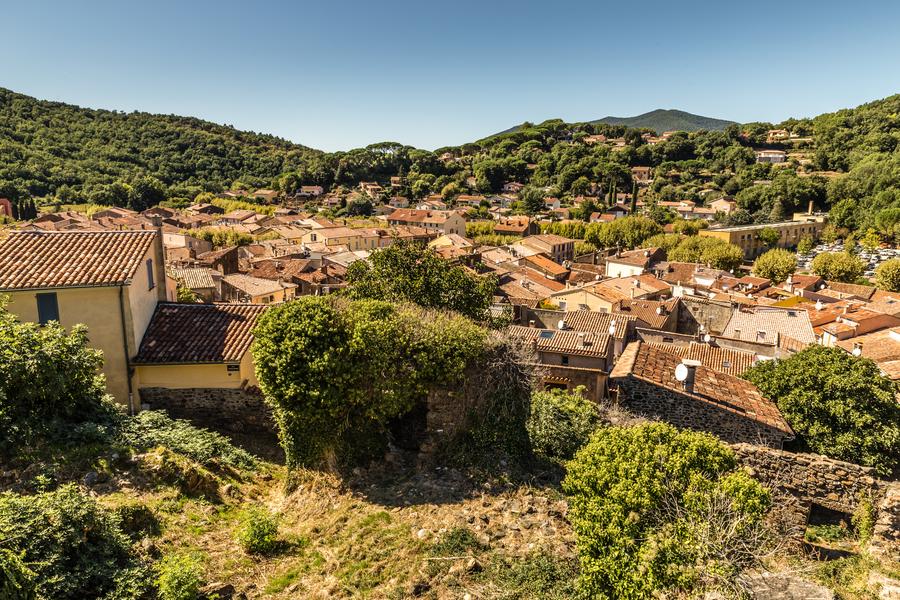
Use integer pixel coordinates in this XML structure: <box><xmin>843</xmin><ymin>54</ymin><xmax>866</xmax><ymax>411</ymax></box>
<box><xmin>591</xmin><ymin>109</ymin><xmax>737</xmax><ymax>133</ymax></box>
<box><xmin>0</xmin><ymin>87</ymin><xmax>321</xmax><ymax>201</ymax></box>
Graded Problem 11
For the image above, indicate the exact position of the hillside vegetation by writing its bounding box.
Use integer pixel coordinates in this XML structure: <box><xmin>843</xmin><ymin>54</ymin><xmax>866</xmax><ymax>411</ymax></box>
<box><xmin>0</xmin><ymin>87</ymin><xmax>320</xmax><ymax>202</ymax></box>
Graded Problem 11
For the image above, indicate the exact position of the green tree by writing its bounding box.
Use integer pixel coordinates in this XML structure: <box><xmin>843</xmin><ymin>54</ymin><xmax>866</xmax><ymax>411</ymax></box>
<box><xmin>744</xmin><ymin>346</ymin><xmax>900</xmax><ymax>475</ymax></box>
<box><xmin>859</xmin><ymin>228</ymin><xmax>882</xmax><ymax>252</ymax></box>
<box><xmin>666</xmin><ymin>236</ymin><xmax>744</xmax><ymax>271</ymax></box>
<box><xmin>345</xmin><ymin>241</ymin><xmax>496</xmax><ymax>321</ymax></box>
<box><xmin>128</xmin><ymin>176</ymin><xmax>166</xmax><ymax>211</ymax></box>
<box><xmin>874</xmin><ymin>258</ymin><xmax>900</xmax><ymax>292</ymax></box>
<box><xmin>757</xmin><ymin>227</ymin><xmax>781</xmax><ymax>249</ymax></box>
<box><xmin>752</xmin><ymin>248</ymin><xmax>797</xmax><ymax>283</ymax></box>
<box><xmin>811</xmin><ymin>252</ymin><xmax>865</xmax><ymax>282</ymax></box>
<box><xmin>563</xmin><ymin>423</ymin><xmax>771</xmax><ymax>598</ymax></box>
<box><xmin>519</xmin><ymin>185</ymin><xmax>546</xmax><ymax>215</ymax></box>
<box><xmin>797</xmin><ymin>235</ymin><xmax>814</xmax><ymax>254</ymax></box>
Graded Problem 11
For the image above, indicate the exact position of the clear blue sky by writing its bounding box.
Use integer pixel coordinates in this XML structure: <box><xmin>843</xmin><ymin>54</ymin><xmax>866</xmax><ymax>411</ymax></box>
<box><xmin>3</xmin><ymin>0</ymin><xmax>899</xmax><ymax>151</ymax></box>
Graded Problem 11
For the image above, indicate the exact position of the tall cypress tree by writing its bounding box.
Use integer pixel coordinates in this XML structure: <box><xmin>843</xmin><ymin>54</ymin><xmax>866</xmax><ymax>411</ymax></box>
<box><xmin>631</xmin><ymin>180</ymin><xmax>638</xmax><ymax>214</ymax></box>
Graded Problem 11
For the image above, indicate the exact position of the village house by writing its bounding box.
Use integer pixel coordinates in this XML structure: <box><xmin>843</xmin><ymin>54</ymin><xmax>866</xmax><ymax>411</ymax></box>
<box><xmin>502</xmin><ymin>182</ymin><xmax>525</xmax><ymax>194</ymax></box>
<box><xmin>161</xmin><ymin>231</ymin><xmax>213</xmax><ymax>258</ymax></box>
<box><xmin>519</xmin><ymin>234</ymin><xmax>574</xmax><ymax>264</ymax></box>
<box><xmin>721</xmin><ymin>306</ymin><xmax>816</xmax><ymax>348</ymax></box>
<box><xmin>507</xmin><ymin>325</ymin><xmax>612</xmax><ymax>401</ymax></box>
<box><xmin>252</xmin><ymin>189</ymin><xmax>279</xmax><ymax>203</ymax></box>
<box><xmin>386</xmin><ymin>209</ymin><xmax>465</xmax><ymax>236</ymax></box>
<box><xmin>605</xmin><ymin>247</ymin><xmax>664</xmax><ymax>278</ymax></box>
<box><xmin>709</xmin><ymin>198</ymin><xmax>737</xmax><ymax>215</ymax></box>
<box><xmin>186</xmin><ymin>203</ymin><xmax>225</xmax><ymax>215</ymax></box>
<box><xmin>168</xmin><ymin>266</ymin><xmax>221</xmax><ymax>302</ymax></box>
<box><xmin>551</xmin><ymin>274</ymin><xmax>671</xmax><ymax>313</ymax></box>
<box><xmin>221</xmin><ymin>273</ymin><xmax>297</xmax><ymax>304</ymax></box>
<box><xmin>0</xmin><ymin>230</ymin><xmax>170</xmax><ymax>408</ymax></box>
<box><xmin>133</xmin><ymin>303</ymin><xmax>270</xmax><ymax>429</ymax></box>
<box><xmin>296</xmin><ymin>185</ymin><xmax>325</xmax><ymax>198</ymax></box>
<box><xmin>610</xmin><ymin>341</ymin><xmax>794</xmax><ymax>447</ymax></box>
<box><xmin>755</xmin><ymin>149</ymin><xmax>787</xmax><ymax>164</ymax></box>
<box><xmin>631</xmin><ymin>166</ymin><xmax>652</xmax><ymax>183</ymax></box>
<box><xmin>836</xmin><ymin>326</ymin><xmax>900</xmax><ymax>380</ymax></box>
<box><xmin>494</xmin><ymin>216</ymin><xmax>538</xmax><ymax>237</ymax></box>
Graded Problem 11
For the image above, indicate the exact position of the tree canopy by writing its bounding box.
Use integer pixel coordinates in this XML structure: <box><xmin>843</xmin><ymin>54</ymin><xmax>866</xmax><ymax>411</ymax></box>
<box><xmin>345</xmin><ymin>241</ymin><xmax>496</xmax><ymax>321</ymax></box>
<box><xmin>743</xmin><ymin>346</ymin><xmax>900</xmax><ymax>475</ymax></box>
<box><xmin>752</xmin><ymin>248</ymin><xmax>797</xmax><ymax>283</ymax></box>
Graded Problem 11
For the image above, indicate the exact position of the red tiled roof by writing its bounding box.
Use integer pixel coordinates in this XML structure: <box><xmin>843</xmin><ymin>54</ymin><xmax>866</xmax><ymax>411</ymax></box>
<box><xmin>645</xmin><ymin>341</ymin><xmax>756</xmax><ymax>375</ymax></box>
<box><xmin>134</xmin><ymin>303</ymin><xmax>267</xmax><ymax>364</ymax></box>
<box><xmin>0</xmin><ymin>230</ymin><xmax>157</xmax><ymax>290</ymax></box>
<box><xmin>611</xmin><ymin>341</ymin><xmax>792</xmax><ymax>435</ymax></box>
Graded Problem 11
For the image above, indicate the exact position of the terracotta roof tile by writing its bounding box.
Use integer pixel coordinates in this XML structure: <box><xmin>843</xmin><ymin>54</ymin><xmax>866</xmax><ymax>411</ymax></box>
<box><xmin>134</xmin><ymin>303</ymin><xmax>266</xmax><ymax>363</ymax></box>
<box><xmin>645</xmin><ymin>341</ymin><xmax>756</xmax><ymax>375</ymax></box>
<box><xmin>611</xmin><ymin>341</ymin><xmax>792</xmax><ymax>435</ymax></box>
<box><xmin>0</xmin><ymin>230</ymin><xmax>157</xmax><ymax>290</ymax></box>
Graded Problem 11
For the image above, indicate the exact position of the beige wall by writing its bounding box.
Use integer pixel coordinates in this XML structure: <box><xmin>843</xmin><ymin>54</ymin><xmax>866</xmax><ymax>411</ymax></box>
<box><xmin>551</xmin><ymin>289</ymin><xmax>615</xmax><ymax>313</ymax></box>
<box><xmin>605</xmin><ymin>262</ymin><xmax>644</xmax><ymax>279</ymax></box>
<box><xmin>134</xmin><ymin>350</ymin><xmax>257</xmax><ymax>398</ymax></box>
<box><xmin>5</xmin><ymin>286</ymin><xmax>133</xmax><ymax>405</ymax></box>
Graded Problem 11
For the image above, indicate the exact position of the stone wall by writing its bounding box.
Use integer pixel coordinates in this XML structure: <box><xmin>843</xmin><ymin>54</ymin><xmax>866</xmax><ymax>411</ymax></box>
<box><xmin>731</xmin><ymin>443</ymin><xmax>897</xmax><ymax>550</ymax></box>
<box><xmin>679</xmin><ymin>296</ymin><xmax>735</xmax><ymax>335</ymax></box>
<box><xmin>139</xmin><ymin>386</ymin><xmax>275</xmax><ymax>434</ymax></box>
<box><xmin>615</xmin><ymin>375</ymin><xmax>792</xmax><ymax>447</ymax></box>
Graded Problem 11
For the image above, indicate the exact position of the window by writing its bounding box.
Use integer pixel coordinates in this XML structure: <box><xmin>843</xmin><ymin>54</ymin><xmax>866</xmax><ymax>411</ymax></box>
<box><xmin>36</xmin><ymin>292</ymin><xmax>59</xmax><ymax>325</ymax></box>
<box><xmin>561</xmin><ymin>355</ymin><xmax>569</xmax><ymax>365</ymax></box>
<box><xmin>146</xmin><ymin>258</ymin><xmax>155</xmax><ymax>290</ymax></box>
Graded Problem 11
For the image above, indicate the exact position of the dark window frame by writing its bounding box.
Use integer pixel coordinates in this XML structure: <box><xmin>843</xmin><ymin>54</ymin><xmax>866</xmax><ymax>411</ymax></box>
<box><xmin>36</xmin><ymin>292</ymin><xmax>60</xmax><ymax>325</ymax></box>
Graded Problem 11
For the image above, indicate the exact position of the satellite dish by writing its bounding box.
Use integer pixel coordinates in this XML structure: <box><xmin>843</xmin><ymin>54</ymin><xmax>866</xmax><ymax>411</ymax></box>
<box><xmin>675</xmin><ymin>363</ymin><xmax>690</xmax><ymax>382</ymax></box>
<box><xmin>557</xmin><ymin>319</ymin><xmax>567</xmax><ymax>330</ymax></box>
<box><xmin>852</xmin><ymin>346</ymin><xmax>862</xmax><ymax>357</ymax></box>
<box><xmin>608</xmin><ymin>322</ymin><xmax>617</xmax><ymax>336</ymax></box>
<box><xmin>815</xmin><ymin>300</ymin><xmax>824</xmax><ymax>311</ymax></box>
<box><xmin>703</xmin><ymin>333</ymin><xmax>712</xmax><ymax>343</ymax></box>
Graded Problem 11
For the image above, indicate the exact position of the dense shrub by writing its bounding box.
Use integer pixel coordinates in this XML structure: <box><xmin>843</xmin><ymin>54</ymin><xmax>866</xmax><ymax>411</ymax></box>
<box><xmin>744</xmin><ymin>346</ymin><xmax>900</xmax><ymax>475</ymax></box>
<box><xmin>563</xmin><ymin>423</ymin><xmax>771</xmax><ymax>598</ymax></box>
<box><xmin>0</xmin><ymin>305</ymin><xmax>117</xmax><ymax>455</ymax></box>
<box><xmin>0</xmin><ymin>548</ymin><xmax>36</xmax><ymax>600</ymax></box>
<box><xmin>118</xmin><ymin>410</ymin><xmax>256</xmax><ymax>471</ymax></box>
<box><xmin>666</xmin><ymin>235</ymin><xmax>744</xmax><ymax>271</ymax></box>
<box><xmin>236</xmin><ymin>508</ymin><xmax>281</xmax><ymax>555</ymax></box>
<box><xmin>156</xmin><ymin>552</ymin><xmax>204</xmax><ymax>600</ymax></box>
<box><xmin>0</xmin><ymin>485</ymin><xmax>149</xmax><ymax>599</ymax></box>
<box><xmin>527</xmin><ymin>388</ymin><xmax>599</xmax><ymax>460</ymax></box>
<box><xmin>252</xmin><ymin>297</ymin><xmax>491</xmax><ymax>467</ymax></box>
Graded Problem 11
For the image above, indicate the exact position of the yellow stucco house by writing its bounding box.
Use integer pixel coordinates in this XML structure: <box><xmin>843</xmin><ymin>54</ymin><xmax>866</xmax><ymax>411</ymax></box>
<box><xmin>133</xmin><ymin>303</ymin><xmax>266</xmax><ymax>392</ymax></box>
<box><xmin>0</xmin><ymin>229</ymin><xmax>169</xmax><ymax>411</ymax></box>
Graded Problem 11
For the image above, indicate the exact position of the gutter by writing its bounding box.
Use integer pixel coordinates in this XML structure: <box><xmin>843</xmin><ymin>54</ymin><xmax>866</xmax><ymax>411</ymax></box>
<box><xmin>118</xmin><ymin>284</ymin><xmax>135</xmax><ymax>415</ymax></box>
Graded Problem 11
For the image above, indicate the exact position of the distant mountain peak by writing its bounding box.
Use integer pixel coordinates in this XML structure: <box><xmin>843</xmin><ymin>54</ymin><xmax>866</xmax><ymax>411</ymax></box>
<box><xmin>591</xmin><ymin>109</ymin><xmax>736</xmax><ymax>133</ymax></box>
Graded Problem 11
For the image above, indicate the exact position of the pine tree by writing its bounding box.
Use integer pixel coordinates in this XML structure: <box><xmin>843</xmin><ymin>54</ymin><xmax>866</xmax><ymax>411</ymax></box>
<box><xmin>631</xmin><ymin>181</ymin><xmax>638</xmax><ymax>214</ymax></box>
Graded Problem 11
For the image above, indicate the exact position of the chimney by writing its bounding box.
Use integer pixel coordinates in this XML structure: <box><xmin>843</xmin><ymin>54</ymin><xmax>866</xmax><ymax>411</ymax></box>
<box><xmin>578</xmin><ymin>332</ymin><xmax>587</xmax><ymax>348</ymax></box>
<box><xmin>679</xmin><ymin>359</ymin><xmax>700</xmax><ymax>393</ymax></box>
<box><xmin>528</xmin><ymin>320</ymin><xmax>536</xmax><ymax>328</ymax></box>
<box><xmin>808</xmin><ymin>200</ymin><xmax>814</xmax><ymax>215</ymax></box>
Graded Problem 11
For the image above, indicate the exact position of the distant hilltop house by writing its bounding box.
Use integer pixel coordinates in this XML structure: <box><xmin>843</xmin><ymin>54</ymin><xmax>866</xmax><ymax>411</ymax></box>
<box><xmin>0</xmin><ymin>230</ymin><xmax>172</xmax><ymax>409</ymax></box>
<box><xmin>755</xmin><ymin>149</ymin><xmax>787</xmax><ymax>164</ymax></box>
<box><xmin>0</xmin><ymin>197</ymin><xmax>13</xmax><ymax>217</ymax></box>
<box><xmin>631</xmin><ymin>166</ymin><xmax>652</xmax><ymax>183</ymax></box>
